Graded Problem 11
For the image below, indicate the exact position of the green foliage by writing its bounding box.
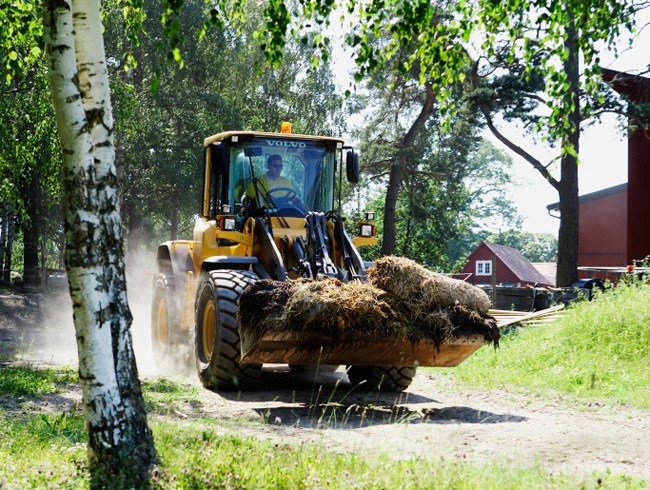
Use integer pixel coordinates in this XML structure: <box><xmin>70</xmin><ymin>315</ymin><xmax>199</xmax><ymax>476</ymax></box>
<box><xmin>0</xmin><ymin>0</ymin><xmax>43</xmax><ymax>84</ymax></box>
<box><xmin>463</xmin><ymin>1</ymin><xmax>641</xmax><ymax>155</ymax></box>
<box><xmin>1</xmin><ymin>27</ymin><xmax>64</xmax><ymax>278</ymax></box>
<box><xmin>355</xmin><ymin>86</ymin><xmax>521</xmax><ymax>270</ymax></box>
<box><xmin>440</xmin><ymin>281</ymin><xmax>650</xmax><ymax>408</ymax></box>
<box><xmin>102</xmin><ymin>0</ymin><xmax>347</xmax><ymax>249</ymax></box>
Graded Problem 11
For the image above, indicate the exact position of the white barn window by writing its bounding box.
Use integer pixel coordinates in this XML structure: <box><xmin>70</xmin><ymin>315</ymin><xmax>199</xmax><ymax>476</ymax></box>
<box><xmin>476</xmin><ymin>260</ymin><xmax>492</xmax><ymax>276</ymax></box>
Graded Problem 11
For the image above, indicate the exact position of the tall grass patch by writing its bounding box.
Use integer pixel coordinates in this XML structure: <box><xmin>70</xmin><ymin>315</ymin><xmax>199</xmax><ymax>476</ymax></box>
<box><xmin>142</xmin><ymin>377</ymin><xmax>200</xmax><ymax>413</ymax></box>
<box><xmin>0</xmin><ymin>412</ymin><xmax>88</xmax><ymax>489</ymax></box>
<box><xmin>0</xmin><ymin>365</ymin><xmax>78</xmax><ymax>396</ymax></box>
<box><xmin>437</xmin><ymin>282</ymin><xmax>650</xmax><ymax>408</ymax></box>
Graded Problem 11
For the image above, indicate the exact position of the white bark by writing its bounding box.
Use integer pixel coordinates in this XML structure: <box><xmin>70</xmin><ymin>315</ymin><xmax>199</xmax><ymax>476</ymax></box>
<box><xmin>44</xmin><ymin>0</ymin><xmax>141</xmax><ymax>451</ymax></box>
<box><xmin>43</xmin><ymin>0</ymin><xmax>155</xmax><ymax>484</ymax></box>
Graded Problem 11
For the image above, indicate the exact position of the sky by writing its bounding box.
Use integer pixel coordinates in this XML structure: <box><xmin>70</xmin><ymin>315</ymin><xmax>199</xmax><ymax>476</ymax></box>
<box><xmin>332</xmin><ymin>8</ymin><xmax>650</xmax><ymax>235</ymax></box>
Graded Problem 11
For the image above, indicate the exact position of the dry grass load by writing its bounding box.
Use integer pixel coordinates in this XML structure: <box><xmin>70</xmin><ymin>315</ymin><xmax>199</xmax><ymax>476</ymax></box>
<box><xmin>238</xmin><ymin>278</ymin><xmax>401</xmax><ymax>340</ymax></box>
<box><xmin>368</xmin><ymin>256</ymin><xmax>491</xmax><ymax>315</ymax></box>
<box><xmin>238</xmin><ymin>257</ymin><xmax>499</xmax><ymax>350</ymax></box>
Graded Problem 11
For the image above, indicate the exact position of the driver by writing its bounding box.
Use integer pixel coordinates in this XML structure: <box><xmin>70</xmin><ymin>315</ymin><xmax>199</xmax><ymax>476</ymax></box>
<box><xmin>246</xmin><ymin>154</ymin><xmax>294</xmax><ymax>206</ymax></box>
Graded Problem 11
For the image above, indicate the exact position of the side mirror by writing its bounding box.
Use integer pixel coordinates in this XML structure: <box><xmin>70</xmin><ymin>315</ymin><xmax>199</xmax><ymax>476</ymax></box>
<box><xmin>346</xmin><ymin>151</ymin><xmax>360</xmax><ymax>184</ymax></box>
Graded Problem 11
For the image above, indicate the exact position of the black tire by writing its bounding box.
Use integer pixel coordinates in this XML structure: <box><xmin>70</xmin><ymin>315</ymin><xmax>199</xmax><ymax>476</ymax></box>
<box><xmin>151</xmin><ymin>273</ymin><xmax>180</xmax><ymax>370</ymax></box>
<box><xmin>346</xmin><ymin>365</ymin><xmax>417</xmax><ymax>392</ymax></box>
<box><xmin>195</xmin><ymin>270</ymin><xmax>262</xmax><ymax>391</ymax></box>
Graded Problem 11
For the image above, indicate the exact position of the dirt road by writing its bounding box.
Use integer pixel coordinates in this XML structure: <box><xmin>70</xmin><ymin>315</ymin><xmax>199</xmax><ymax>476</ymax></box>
<box><xmin>2</xmin><ymin>292</ymin><xmax>649</xmax><ymax>482</ymax></box>
<box><xmin>173</xmin><ymin>366</ymin><xmax>650</xmax><ymax>481</ymax></box>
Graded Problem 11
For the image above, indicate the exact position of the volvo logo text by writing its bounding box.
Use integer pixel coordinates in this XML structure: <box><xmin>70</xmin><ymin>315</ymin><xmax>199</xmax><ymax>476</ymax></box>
<box><xmin>264</xmin><ymin>139</ymin><xmax>307</xmax><ymax>148</ymax></box>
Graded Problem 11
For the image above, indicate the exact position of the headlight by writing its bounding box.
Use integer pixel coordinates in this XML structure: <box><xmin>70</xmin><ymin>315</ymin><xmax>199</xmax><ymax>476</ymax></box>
<box><xmin>360</xmin><ymin>224</ymin><xmax>373</xmax><ymax>237</ymax></box>
<box><xmin>365</xmin><ymin>212</ymin><xmax>375</xmax><ymax>221</ymax></box>
<box><xmin>224</xmin><ymin>218</ymin><xmax>236</xmax><ymax>231</ymax></box>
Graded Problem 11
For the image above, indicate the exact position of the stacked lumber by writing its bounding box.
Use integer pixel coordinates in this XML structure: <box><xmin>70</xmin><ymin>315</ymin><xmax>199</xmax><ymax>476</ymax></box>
<box><xmin>490</xmin><ymin>304</ymin><xmax>565</xmax><ymax>329</ymax></box>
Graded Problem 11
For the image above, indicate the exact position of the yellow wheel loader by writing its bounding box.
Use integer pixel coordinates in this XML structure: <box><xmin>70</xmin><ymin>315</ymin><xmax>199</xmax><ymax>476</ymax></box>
<box><xmin>150</xmin><ymin>125</ymin><xmax>493</xmax><ymax>392</ymax></box>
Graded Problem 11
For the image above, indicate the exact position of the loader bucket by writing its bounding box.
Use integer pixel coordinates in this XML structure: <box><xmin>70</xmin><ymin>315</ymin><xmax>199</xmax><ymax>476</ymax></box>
<box><xmin>240</xmin><ymin>330</ymin><xmax>489</xmax><ymax>367</ymax></box>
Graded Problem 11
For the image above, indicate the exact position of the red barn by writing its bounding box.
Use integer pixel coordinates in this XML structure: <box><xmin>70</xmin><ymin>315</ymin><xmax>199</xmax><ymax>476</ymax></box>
<box><xmin>460</xmin><ymin>241</ymin><xmax>553</xmax><ymax>287</ymax></box>
<box><xmin>546</xmin><ymin>70</ymin><xmax>650</xmax><ymax>276</ymax></box>
<box><xmin>603</xmin><ymin>69</ymin><xmax>650</xmax><ymax>265</ymax></box>
<box><xmin>548</xmin><ymin>184</ymin><xmax>628</xmax><ymax>269</ymax></box>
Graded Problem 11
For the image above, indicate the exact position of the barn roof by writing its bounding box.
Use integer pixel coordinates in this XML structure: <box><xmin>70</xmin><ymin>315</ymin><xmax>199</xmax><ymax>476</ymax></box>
<box><xmin>484</xmin><ymin>242</ymin><xmax>553</xmax><ymax>286</ymax></box>
<box><xmin>547</xmin><ymin>183</ymin><xmax>627</xmax><ymax>213</ymax></box>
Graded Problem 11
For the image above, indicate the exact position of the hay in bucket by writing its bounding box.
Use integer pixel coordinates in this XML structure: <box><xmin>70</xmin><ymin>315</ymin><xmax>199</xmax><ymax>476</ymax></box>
<box><xmin>367</xmin><ymin>256</ymin><xmax>491</xmax><ymax>315</ymax></box>
<box><xmin>238</xmin><ymin>257</ymin><xmax>499</xmax><ymax>351</ymax></box>
<box><xmin>238</xmin><ymin>278</ymin><xmax>405</xmax><ymax>343</ymax></box>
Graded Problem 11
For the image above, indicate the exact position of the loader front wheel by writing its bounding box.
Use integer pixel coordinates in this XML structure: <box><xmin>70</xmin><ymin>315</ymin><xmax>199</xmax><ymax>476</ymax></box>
<box><xmin>346</xmin><ymin>365</ymin><xmax>417</xmax><ymax>392</ymax></box>
<box><xmin>195</xmin><ymin>270</ymin><xmax>261</xmax><ymax>391</ymax></box>
<box><xmin>151</xmin><ymin>273</ymin><xmax>180</xmax><ymax>370</ymax></box>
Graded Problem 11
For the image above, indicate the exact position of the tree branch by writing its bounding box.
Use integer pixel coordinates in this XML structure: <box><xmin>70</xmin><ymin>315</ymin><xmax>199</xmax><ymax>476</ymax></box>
<box><xmin>522</xmin><ymin>92</ymin><xmax>548</xmax><ymax>106</ymax></box>
<box><xmin>482</xmin><ymin>110</ymin><xmax>561</xmax><ymax>190</ymax></box>
<box><xmin>412</xmin><ymin>170</ymin><xmax>446</xmax><ymax>179</ymax></box>
<box><xmin>368</xmin><ymin>170</ymin><xmax>392</xmax><ymax>181</ymax></box>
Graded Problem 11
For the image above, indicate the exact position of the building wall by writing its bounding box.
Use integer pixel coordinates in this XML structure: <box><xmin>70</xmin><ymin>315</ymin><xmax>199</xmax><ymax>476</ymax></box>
<box><xmin>627</xmin><ymin>128</ymin><xmax>650</xmax><ymax>263</ymax></box>
<box><xmin>461</xmin><ymin>245</ymin><xmax>520</xmax><ymax>286</ymax></box>
<box><xmin>578</xmin><ymin>189</ymin><xmax>627</xmax><ymax>269</ymax></box>
<box><xmin>601</xmin><ymin>69</ymin><xmax>650</xmax><ymax>265</ymax></box>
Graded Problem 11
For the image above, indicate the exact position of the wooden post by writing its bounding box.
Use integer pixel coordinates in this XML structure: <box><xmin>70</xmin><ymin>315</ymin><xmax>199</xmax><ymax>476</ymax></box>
<box><xmin>491</xmin><ymin>252</ymin><xmax>497</xmax><ymax>307</ymax></box>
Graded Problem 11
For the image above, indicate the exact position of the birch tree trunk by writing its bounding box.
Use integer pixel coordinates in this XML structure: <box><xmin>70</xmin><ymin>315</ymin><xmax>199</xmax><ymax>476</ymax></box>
<box><xmin>43</xmin><ymin>0</ymin><xmax>156</xmax><ymax>487</ymax></box>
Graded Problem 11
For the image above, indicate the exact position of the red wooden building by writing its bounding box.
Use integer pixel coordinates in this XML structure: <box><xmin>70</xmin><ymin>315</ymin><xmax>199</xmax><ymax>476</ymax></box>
<box><xmin>548</xmin><ymin>183</ymin><xmax>628</xmax><ymax>268</ymax></box>
<box><xmin>460</xmin><ymin>241</ymin><xmax>553</xmax><ymax>287</ymax></box>
<box><xmin>546</xmin><ymin>70</ymin><xmax>650</xmax><ymax>276</ymax></box>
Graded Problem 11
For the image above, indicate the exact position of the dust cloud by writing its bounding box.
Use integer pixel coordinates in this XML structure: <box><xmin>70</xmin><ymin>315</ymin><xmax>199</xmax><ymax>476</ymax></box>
<box><xmin>126</xmin><ymin>249</ymin><xmax>196</xmax><ymax>380</ymax></box>
<box><xmin>21</xmin><ymin>249</ymin><xmax>195</xmax><ymax>380</ymax></box>
<box><xmin>33</xmin><ymin>292</ymin><xmax>77</xmax><ymax>366</ymax></box>
<box><xmin>125</xmin><ymin>250</ymin><xmax>157</xmax><ymax>376</ymax></box>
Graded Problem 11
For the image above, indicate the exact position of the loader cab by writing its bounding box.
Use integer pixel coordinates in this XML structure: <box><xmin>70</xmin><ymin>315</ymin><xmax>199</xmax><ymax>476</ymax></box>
<box><xmin>203</xmin><ymin>131</ymin><xmax>344</xmax><ymax>221</ymax></box>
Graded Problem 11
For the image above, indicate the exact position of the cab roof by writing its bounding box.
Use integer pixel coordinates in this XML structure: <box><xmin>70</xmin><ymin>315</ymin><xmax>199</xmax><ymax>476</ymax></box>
<box><xmin>203</xmin><ymin>130</ymin><xmax>345</xmax><ymax>148</ymax></box>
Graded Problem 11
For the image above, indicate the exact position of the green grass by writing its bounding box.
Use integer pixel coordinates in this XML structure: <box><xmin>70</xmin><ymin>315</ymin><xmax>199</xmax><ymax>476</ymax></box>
<box><xmin>0</xmin><ymin>411</ymin><xmax>642</xmax><ymax>490</ymax></box>
<box><xmin>142</xmin><ymin>377</ymin><xmax>201</xmax><ymax>414</ymax></box>
<box><xmin>0</xmin><ymin>365</ymin><xmax>78</xmax><ymax>397</ymax></box>
<box><xmin>0</xmin><ymin>412</ymin><xmax>89</xmax><ymax>489</ymax></box>
<box><xmin>151</xmin><ymin>421</ymin><xmax>632</xmax><ymax>489</ymax></box>
<box><xmin>434</xmin><ymin>281</ymin><xmax>650</xmax><ymax>408</ymax></box>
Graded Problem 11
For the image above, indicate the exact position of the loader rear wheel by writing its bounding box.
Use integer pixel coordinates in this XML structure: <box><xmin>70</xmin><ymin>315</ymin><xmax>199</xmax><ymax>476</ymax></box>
<box><xmin>346</xmin><ymin>365</ymin><xmax>417</xmax><ymax>392</ymax></box>
<box><xmin>195</xmin><ymin>270</ymin><xmax>261</xmax><ymax>391</ymax></box>
<box><xmin>151</xmin><ymin>273</ymin><xmax>181</xmax><ymax>370</ymax></box>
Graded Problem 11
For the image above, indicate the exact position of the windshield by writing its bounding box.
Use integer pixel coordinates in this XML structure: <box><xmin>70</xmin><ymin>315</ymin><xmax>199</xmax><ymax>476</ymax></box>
<box><xmin>227</xmin><ymin>137</ymin><xmax>336</xmax><ymax>217</ymax></box>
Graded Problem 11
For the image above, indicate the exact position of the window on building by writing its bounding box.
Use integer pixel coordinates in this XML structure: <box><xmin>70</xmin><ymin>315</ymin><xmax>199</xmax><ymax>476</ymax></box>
<box><xmin>476</xmin><ymin>260</ymin><xmax>492</xmax><ymax>276</ymax></box>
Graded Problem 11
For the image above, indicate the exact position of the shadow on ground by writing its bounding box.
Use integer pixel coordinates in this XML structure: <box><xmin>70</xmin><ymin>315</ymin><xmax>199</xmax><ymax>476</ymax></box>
<box><xmin>214</xmin><ymin>365</ymin><xmax>527</xmax><ymax>429</ymax></box>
